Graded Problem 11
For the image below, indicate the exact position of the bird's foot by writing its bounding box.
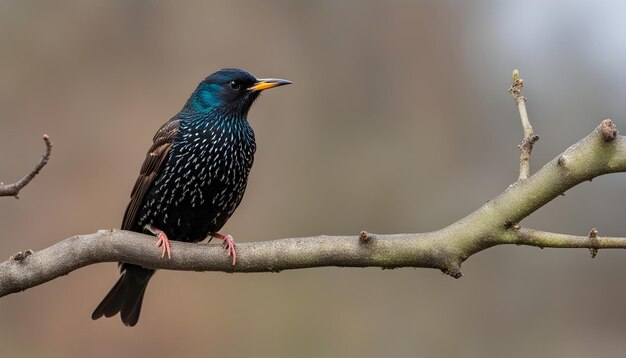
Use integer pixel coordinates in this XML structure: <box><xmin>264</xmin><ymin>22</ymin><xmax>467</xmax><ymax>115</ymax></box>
<box><xmin>146</xmin><ymin>225</ymin><xmax>171</xmax><ymax>259</ymax></box>
<box><xmin>210</xmin><ymin>232</ymin><xmax>237</xmax><ymax>265</ymax></box>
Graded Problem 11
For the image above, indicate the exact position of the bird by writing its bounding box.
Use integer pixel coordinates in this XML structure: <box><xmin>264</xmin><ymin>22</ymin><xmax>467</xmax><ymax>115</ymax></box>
<box><xmin>91</xmin><ymin>68</ymin><xmax>291</xmax><ymax>326</ymax></box>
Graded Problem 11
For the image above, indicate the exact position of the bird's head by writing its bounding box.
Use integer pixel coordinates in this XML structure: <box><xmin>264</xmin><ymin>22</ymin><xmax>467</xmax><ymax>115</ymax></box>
<box><xmin>185</xmin><ymin>68</ymin><xmax>292</xmax><ymax>118</ymax></box>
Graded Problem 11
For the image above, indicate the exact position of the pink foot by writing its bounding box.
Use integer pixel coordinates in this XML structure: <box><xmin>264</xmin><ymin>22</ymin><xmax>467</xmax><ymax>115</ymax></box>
<box><xmin>210</xmin><ymin>232</ymin><xmax>237</xmax><ymax>265</ymax></box>
<box><xmin>146</xmin><ymin>225</ymin><xmax>171</xmax><ymax>259</ymax></box>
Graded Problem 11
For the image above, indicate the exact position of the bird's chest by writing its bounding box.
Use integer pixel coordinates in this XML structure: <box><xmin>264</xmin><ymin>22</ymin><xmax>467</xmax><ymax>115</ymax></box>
<box><xmin>170</xmin><ymin>127</ymin><xmax>255</xmax><ymax>203</ymax></box>
<box><xmin>140</xmin><ymin>123</ymin><xmax>255</xmax><ymax>240</ymax></box>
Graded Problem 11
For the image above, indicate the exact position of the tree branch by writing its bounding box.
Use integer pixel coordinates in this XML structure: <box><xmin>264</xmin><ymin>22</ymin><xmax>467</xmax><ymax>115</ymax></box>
<box><xmin>502</xmin><ymin>227</ymin><xmax>626</xmax><ymax>251</ymax></box>
<box><xmin>0</xmin><ymin>134</ymin><xmax>52</xmax><ymax>198</ymax></box>
<box><xmin>509</xmin><ymin>70</ymin><xmax>539</xmax><ymax>181</ymax></box>
<box><xmin>2</xmin><ymin>119</ymin><xmax>626</xmax><ymax>298</ymax></box>
<box><xmin>1</xmin><ymin>74</ymin><xmax>625</xmax><ymax>299</ymax></box>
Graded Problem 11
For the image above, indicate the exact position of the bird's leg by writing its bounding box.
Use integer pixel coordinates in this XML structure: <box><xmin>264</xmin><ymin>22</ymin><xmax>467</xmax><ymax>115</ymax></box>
<box><xmin>210</xmin><ymin>232</ymin><xmax>237</xmax><ymax>265</ymax></box>
<box><xmin>146</xmin><ymin>225</ymin><xmax>171</xmax><ymax>259</ymax></box>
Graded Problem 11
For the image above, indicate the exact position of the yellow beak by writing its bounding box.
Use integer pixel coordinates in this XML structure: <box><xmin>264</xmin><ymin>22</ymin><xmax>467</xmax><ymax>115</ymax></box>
<box><xmin>248</xmin><ymin>78</ymin><xmax>293</xmax><ymax>91</ymax></box>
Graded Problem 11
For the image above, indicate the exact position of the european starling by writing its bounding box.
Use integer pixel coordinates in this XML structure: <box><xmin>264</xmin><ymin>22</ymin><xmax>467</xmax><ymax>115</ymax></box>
<box><xmin>91</xmin><ymin>69</ymin><xmax>291</xmax><ymax>326</ymax></box>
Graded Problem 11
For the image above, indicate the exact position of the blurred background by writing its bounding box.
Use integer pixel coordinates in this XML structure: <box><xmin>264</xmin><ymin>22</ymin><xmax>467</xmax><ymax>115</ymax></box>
<box><xmin>1</xmin><ymin>1</ymin><xmax>626</xmax><ymax>357</ymax></box>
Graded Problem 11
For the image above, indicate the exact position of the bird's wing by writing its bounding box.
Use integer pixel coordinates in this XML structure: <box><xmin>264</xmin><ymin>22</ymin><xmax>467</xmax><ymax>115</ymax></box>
<box><xmin>121</xmin><ymin>118</ymin><xmax>180</xmax><ymax>230</ymax></box>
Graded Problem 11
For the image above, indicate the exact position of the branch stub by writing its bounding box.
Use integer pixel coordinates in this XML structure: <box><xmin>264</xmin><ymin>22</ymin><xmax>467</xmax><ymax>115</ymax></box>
<box><xmin>600</xmin><ymin>119</ymin><xmax>618</xmax><ymax>142</ymax></box>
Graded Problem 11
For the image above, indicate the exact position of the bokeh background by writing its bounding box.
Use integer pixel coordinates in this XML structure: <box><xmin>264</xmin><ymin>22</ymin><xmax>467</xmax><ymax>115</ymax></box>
<box><xmin>1</xmin><ymin>1</ymin><xmax>626</xmax><ymax>357</ymax></box>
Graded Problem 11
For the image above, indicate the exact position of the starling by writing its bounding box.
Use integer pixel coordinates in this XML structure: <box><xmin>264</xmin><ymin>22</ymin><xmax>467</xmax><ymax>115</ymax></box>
<box><xmin>91</xmin><ymin>69</ymin><xmax>291</xmax><ymax>326</ymax></box>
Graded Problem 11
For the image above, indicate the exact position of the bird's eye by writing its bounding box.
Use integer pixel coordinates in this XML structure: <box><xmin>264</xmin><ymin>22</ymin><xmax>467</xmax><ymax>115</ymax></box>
<box><xmin>230</xmin><ymin>81</ymin><xmax>241</xmax><ymax>90</ymax></box>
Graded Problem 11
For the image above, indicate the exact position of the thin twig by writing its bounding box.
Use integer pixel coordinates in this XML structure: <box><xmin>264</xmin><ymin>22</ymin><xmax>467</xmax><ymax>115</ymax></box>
<box><xmin>505</xmin><ymin>227</ymin><xmax>626</xmax><ymax>251</ymax></box>
<box><xmin>0</xmin><ymin>135</ymin><xmax>52</xmax><ymax>198</ymax></box>
<box><xmin>508</xmin><ymin>70</ymin><xmax>539</xmax><ymax>181</ymax></box>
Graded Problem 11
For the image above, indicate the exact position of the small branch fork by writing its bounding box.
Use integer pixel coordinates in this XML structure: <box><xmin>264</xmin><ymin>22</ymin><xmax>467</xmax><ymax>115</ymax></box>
<box><xmin>508</xmin><ymin>70</ymin><xmax>539</xmax><ymax>181</ymax></box>
<box><xmin>2</xmin><ymin>72</ymin><xmax>626</xmax><ymax>299</ymax></box>
<box><xmin>0</xmin><ymin>135</ymin><xmax>52</xmax><ymax>198</ymax></box>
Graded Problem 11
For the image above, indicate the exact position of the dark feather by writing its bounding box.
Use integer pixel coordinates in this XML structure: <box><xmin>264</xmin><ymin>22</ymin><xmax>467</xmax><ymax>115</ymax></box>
<box><xmin>92</xmin><ymin>118</ymin><xmax>178</xmax><ymax>326</ymax></box>
<box><xmin>91</xmin><ymin>265</ymin><xmax>154</xmax><ymax>327</ymax></box>
<box><xmin>122</xmin><ymin>118</ymin><xmax>180</xmax><ymax>231</ymax></box>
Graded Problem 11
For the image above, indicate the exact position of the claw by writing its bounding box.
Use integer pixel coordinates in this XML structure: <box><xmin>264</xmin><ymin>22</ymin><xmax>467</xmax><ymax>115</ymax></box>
<box><xmin>210</xmin><ymin>232</ymin><xmax>237</xmax><ymax>265</ymax></box>
<box><xmin>146</xmin><ymin>225</ymin><xmax>171</xmax><ymax>259</ymax></box>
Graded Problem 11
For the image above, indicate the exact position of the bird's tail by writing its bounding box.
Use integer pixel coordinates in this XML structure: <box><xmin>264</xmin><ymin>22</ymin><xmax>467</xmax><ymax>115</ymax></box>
<box><xmin>91</xmin><ymin>264</ymin><xmax>155</xmax><ymax>327</ymax></box>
